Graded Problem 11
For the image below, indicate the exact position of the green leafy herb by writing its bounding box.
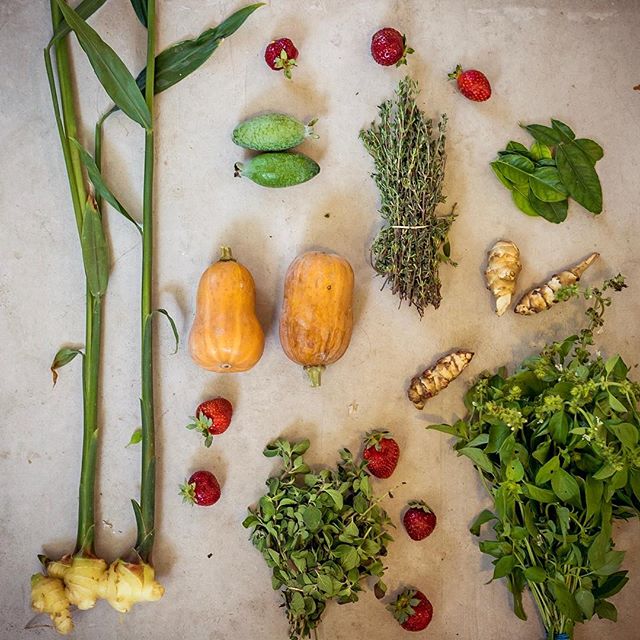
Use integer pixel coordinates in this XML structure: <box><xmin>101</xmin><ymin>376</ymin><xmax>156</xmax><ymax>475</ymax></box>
<box><xmin>429</xmin><ymin>275</ymin><xmax>637</xmax><ymax>638</ymax></box>
<box><xmin>244</xmin><ymin>439</ymin><xmax>394</xmax><ymax>639</ymax></box>
<box><xmin>359</xmin><ymin>77</ymin><xmax>455</xmax><ymax>316</ymax></box>
<box><xmin>492</xmin><ymin>119</ymin><xmax>604</xmax><ymax>222</ymax></box>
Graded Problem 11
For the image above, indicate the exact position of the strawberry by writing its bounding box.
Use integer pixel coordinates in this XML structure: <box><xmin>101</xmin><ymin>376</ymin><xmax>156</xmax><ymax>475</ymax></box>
<box><xmin>371</xmin><ymin>28</ymin><xmax>413</xmax><ymax>67</ymax></box>
<box><xmin>186</xmin><ymin>397</ymin><xmax>233</xmax><ymax>447</ymax></box>
<box><xmin>180</xmin><ymin>470</ymin><xmax>221</xmax><ymax>507</ymax></box>
<box><xmin>362</xmin><ymin>430</ymin><xmax>400</xmax><ymax>479</ymax></box>
<box><xmin>264</xmin><ymin>38</ymin><xmax>298</xmax><ymax>79</ymax></box>
<box><xmin>448</xmin><ymin>64</ymin><xmax>491</xmax><ymax>102</ymax></box>
<box><xmin>403</xmin><ymin>501</ymin><xmax>437</xmax><ymax>540</ymax></box>
<box><xmin>388</xmin><ymin>588</ymin><xmax>433</xmax><ymax>632</ymax></box>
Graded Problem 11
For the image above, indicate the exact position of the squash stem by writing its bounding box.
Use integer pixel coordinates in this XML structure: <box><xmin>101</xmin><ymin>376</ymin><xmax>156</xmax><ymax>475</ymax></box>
<box><xmin>219</xmin><ymin>245</ymin><xmax>234</xmax><ymax>261</ymax></box>
<box><xmin>47</xmin><ymin>0</ymin><xmax>102</xmax><ymax>558</ymax></box>
<box><xmin>304</xmin><ymin>365</ymin><xmax>325</xmax><ymax>388</ymax></box>
<box><xmin>135</xmin><ymin>0</ymin><xmax>157</xmax><ymax>565</ymax></box>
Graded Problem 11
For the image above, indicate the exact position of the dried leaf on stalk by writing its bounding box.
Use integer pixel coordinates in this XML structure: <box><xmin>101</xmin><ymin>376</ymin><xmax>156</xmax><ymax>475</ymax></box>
<box><xmin>50</xmin><ymin>346</ymin><xmax>83</xmax><ymax>385</ymax></box>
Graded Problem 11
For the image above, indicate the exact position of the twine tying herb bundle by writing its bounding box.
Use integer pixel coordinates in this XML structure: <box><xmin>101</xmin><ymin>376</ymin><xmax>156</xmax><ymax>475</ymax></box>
<box><xmin>360</xmin><ymin>77</ymin><xmax>456</xmax><ymax>316</ymax></box>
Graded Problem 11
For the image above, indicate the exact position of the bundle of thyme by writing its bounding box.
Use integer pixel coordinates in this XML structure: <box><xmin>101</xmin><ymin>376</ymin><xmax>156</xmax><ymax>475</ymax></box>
<box><xmin>360</xmin><ymin>77</ymin><xmax>455</xmax><ymax>316</ymax></box>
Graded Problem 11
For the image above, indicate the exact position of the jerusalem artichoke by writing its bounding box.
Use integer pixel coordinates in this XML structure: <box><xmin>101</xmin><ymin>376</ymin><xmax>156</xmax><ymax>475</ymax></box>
<box><xmin>514</xmin><ymin>252</ymin><xmax>599</xmax><ymax>315</ymax></box>
<box><xmin>408</xmin><ymin>350</ymin><xmax>474</xmax><ymax>409</ymax></box>
<box><xmin>485</xmin><ymin>240</ymin><xmax>522</xmax><ymax>316</ymax></box>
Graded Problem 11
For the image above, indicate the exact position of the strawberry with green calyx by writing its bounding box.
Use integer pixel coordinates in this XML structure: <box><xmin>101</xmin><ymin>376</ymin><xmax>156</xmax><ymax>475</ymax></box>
<box><xmin>362</xmin><ymin>430</ymin><xmax>400</xmax><ymax>479</ymax></box>
<box><xmin>180</xmin><ymin>470</ymin><xmax>221</xmax><ymax>507</ymax></box>
<box><xmin>186</xmin><ymin>397</ymin><xmax>233</xmax><ymax>447</ymax></box>
<box><xmin>403</xmin><ymin>501</ymin><xmax>437</xmax><ymax>540</ymax></box>
<box><xmin>264</xmin><ymin>38</ymin><xmax>299</xmax><ymax>79</ymax></box>
<box><xmin>448</xmin><ymin>64</ymin><xmax>492</xmax><ymax>102</ymax></box>
<box><xmin>371</xmin><ymin>28</ymin><xmax>414</xmax><ymax>67</ymax></box>
<box><xmin>388</xmin><ymin>588</ymin><xmax>433</xmax><ymax>632</ymax></box>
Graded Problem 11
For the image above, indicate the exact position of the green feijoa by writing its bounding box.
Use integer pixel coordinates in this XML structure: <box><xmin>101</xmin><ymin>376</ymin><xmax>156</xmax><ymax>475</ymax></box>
<box><xmin>234</xmin><ymin>152</ymin><xmax>320</xmax><ymax>188</ymax></box>
<box><xmin>232</xmin><ymin>113</ymin><xmax>317</xmax><ymax>151</ymax></box>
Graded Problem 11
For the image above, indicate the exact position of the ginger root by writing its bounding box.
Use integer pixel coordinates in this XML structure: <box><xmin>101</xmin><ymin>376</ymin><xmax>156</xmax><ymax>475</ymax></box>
<box><xmin>31</xmin><ymin>574</ymin><xmax>73</xmax><ymax>635</ymax></box>
<box><xmin>515</xmin><ymin>252</ymin><xmax>599</xmax><ymax>315</ymax></box>
<box><xmin>101</xmin><ymin>560</ymin><xmax>165</xmax><ymax>613</ymax></box>
<box><xmin>485</xmin><ymin>240</ymin><xmax>522</xmax><ymax>316</ymax></box>
<box><xmin>47</xmin><ymin>556</ymin><xmax>108</xmax><ymax>610</ymax></box>
<box><xmin>408</xmin><ymin>350</ymin><xmax>474</xmax><ymax>409</ymax></box>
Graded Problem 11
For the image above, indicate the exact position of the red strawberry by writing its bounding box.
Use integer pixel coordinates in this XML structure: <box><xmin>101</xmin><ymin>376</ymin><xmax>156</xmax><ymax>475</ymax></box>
<box><xmin>180</xmin><ymin>470</ymin><xmax>221</xmax><ymax>507</ymax></box>
<box><xmin>186</xmin><ymin>397</ymin><xmax>233</xmax><ymax>447</ymax></box>
<box><xmin>362</xmin><ymin>430</ymin><xmax>400</xmax><ymax>479</ymax></box>
<box><xmin>371</xmin><ymin>28</ymin><xmax>413</xmax><ymax>67</ymax></box>
<box><xmin>264</xmin><ymin>38</ymin><xmax>298</xmax><ymax>79</ymax></box>
<box><xmin>448</xmin><ymin>64</ymin><xmax>491</xmax><ymax>102</ymax></box>
<box><xmin>403</xmin><ymin>501</ymin><xmax>437</xmax><ymax>540</ymax></box>
<box><xmin>388</xmin><ymin>589</ymin><xmax>433</xmax><ymax>632</ymax></box>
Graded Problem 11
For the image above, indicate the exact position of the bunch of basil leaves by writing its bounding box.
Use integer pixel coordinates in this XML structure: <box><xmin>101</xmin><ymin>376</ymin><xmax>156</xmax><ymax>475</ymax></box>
<box><xmin>243</xmin><ymin>439</ymin><xmax>393</xmax><ymax>640</ymax></box>
<box><xmin>430</xmin><ymin>277</ymin><xmax>639</xmax><ymax>639</ymax></box>
<box><xmin>491</xmin><ymin>119</ymin><xmax>603</xmax><ymax>223</ymax></box>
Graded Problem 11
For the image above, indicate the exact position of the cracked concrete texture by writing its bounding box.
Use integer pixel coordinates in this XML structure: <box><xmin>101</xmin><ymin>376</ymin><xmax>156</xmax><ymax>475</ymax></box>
<box><xmin>1</xmin><ymin>1</ymin><xmax>639</xmax><ymax>638</ymax></box>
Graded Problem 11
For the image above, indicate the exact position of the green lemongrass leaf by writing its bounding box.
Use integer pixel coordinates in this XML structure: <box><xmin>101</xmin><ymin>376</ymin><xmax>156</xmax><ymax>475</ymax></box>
<box><xmin>491</xmin><ymin>154</ymin><xmax>535</xmax><ymax>185</ymax></box>
<box><xmin>470</xmin><ymin>509</ymin><xmax>496</xmax><ymax>536</ymax></box>
<box><xmin>50</xmin><ymin>346</ymin><xmax>83</xmax><ymax>385</ymax></box>
<box><xmin>521</xmin><ymin>123</ymin><xmax>563</xmax><ymax>145</ymax></box>
<box><xmin>156</xmin><ymin>308</ymin><xmax>179</xmax><ymax>354</ymax></box>
<box><xmin>574</xmin><ymin>138</ymin><xmax>604</xmax><ymax>164</ymax></box>
<box><xmin>511</xmin><ymin>182</ymin><xmax>539</xmax><ymax>217</ymax></box>
<box><xmin>524</xmin><ymin>566</ymin><xmax>546</xmax><ymax>583</ymax></box>
<box><xmin>80</xmin><ymin>196</ymin><xmax>109</xmax><ymax>297</ymax></box>
<box><xmin>551</xmin><ymin>119</ymin><xmax>576</xmax><ymax>142</ymax></box>
<box><xmin>530</xmin><ymin>141</ymin><xmax>552</xmax><ymax>160</ymax></box>
<box><xmin>129</xmin><ymin>0</ymin><xmax>148</xmax><ymax>27</ymax></box>
<box><xmin>70</xmin><ymin>138</ymin><xmax>142</xmax><ymax>233</ymax></box>
<box><xmin>528</xmin><ymin>192</ymin><xmax>568</xmax><ymax>223</ymax></box>
<box><xmin>136</xmin><ymin>3</ymin><xmax>264</xmax><ymax>97</ymax></box>
<box><xmin>575</xmin><ymin>588</ymin><xmax>595</xmax><ymax>619</ymax></box>
<box><xmin>126</xmin><ymin>428</ymin><xmax>143</xmax><ymax>447</ymax></box>
<box><xmin>556</xmin><ymin>141</ymin><xmax>603</xmax><ymax>213</ymax></box>
<box><xmin>595</xmin><ymin>600</ymin><xmax>618</xmax><ymax>622</ymax></box>
<box><xmin>49</xmin><ymin>0</ymin><xmax>108</xmax><ymax>45</ymax></box>
<box><xmin>459</xmin><ymin>447</ymin><xmax>495</xmax><ymax>474</ymax></box>
<box><xmin>529</xmin><ymin>166</ymin><xmax>568</xmax><ymax>202</ymax></box>
<box><xmin>55</xmin><ymin>0</ymin><xmax>151</xmax><ymax>129</ymax></box>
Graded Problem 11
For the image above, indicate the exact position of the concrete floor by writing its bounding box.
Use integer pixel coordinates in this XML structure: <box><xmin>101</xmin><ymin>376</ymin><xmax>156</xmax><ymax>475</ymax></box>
<box><xmin>1</xmin><ymin>1</ymin><xmax>640</xmax><ymax>638</ymax></box>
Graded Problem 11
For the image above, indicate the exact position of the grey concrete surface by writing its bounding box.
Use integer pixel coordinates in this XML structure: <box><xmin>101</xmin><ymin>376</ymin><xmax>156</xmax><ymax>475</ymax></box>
<box><xmin>1</xmin><ymin>1</ymin><xmax>639</xmax><ymax>638</ymax></box>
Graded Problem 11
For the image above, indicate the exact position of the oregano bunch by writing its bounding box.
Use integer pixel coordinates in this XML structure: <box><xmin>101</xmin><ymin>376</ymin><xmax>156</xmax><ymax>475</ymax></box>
<box><xmin>430</xmin><ymin>275</ymin><xmax>639</xmax><ymax>639</ymax></box>
<box><xmin>243</xmin><ymin>439</ymin><xmax>394</xmax><ymax>640</ymax></box>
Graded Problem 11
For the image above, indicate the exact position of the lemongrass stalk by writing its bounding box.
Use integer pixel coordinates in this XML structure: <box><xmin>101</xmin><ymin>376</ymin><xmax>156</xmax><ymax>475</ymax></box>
<box><xmin>46</xmin><ymin>0</ymin><xmax>103</xmax><ymax>558</ymax></box>
<box><xmin>134</xmin><ymin>0</ymin><xmax>157</xmax><ymax>564</ymax></box>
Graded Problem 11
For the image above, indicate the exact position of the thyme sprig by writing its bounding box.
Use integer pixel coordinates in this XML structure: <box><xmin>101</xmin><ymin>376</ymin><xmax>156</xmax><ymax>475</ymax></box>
<box><xmin>360</xmin><ymin>77</ymin><xmax>455</xmax><ymax>316</ymax></box>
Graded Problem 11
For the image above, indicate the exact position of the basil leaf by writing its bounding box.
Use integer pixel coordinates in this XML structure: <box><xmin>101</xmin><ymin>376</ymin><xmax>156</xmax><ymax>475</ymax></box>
<box><xmin>556</xmin><ymin>141</ymin><xmax>603</xmax><ymax>213</ymax></box>
<box><xmin>136</xmin><ymin>3</ymin><xmax>264</xmax><ymax>96</ymax></box>
<box><xmin>529</xmin><ymin>166</ymin><xmax>569</xmax><ymax>202</ymax></box>
<box><xmin>524</xmin><ymin>566</ymin><xmax>546</xmax><ymax>583</ymax></box>
<box><xmin>585</xmin><ymin>476</ymin><xmax>603</xmax><ymax>523</ymax></box>
<box><xmin>469</xmin><ymin>509</ymin><xmax>495</xmax><ymax>536</ymax></box>
<box><xmin>551</xmin><ymin>119</ymin><xmax>576</xmax><ymax>142</ymax></box>
<box><xmin>575</xmin><ymin>588</ymin><xmax>594</xmax><ymax>618</ymax></box>
<box><xmin>594</xmin><ymin>572</ymin><xmax>629</xmax><ymax>599</ymax></box>
<box><xmin>524</xmin><ymin>483</ymin><xmax>556</xmax><ymax>503</ymax></box>
<box><xmin>595</xmin><ymin>600</ymin><xmax>617</xmax><ymax>622</ymax></box>
<box><xmin>549</xmin><ymin>580</ymin><xmax>582</xmax><ymax>621</ymax></box>
<box><xmin>535</xmin><ymin>455</ymin><xmax>560</xmax><ymax>485</ymax></box>
<box><xmin>55</xmin><ymin>0</ymin><xmax>151</xmax><ymax>129</ymax></box>
<box><xmin>493</xmin><ymin>555</ymin><xmax>516</xmax><ymax>579</ymax></box>
<box><xmin>459</xmin><ymin>447</ymin><xmax>495</xmax><ymax>474</ymax></box>
<box><xmin>607</xmin><ymin>422</ymin><xmax>638</xmax><ymax>448</ymax></box>
<box><xmin>551</xmin><ymin>468</ymin><xmax>581</xmax><ymax>505</ymax></box>
<box><xmin>80</xmin><ymin>197</ymin><xmax>109</xmax><ymax>297</ymax></box>
<box><xmin>548</xmin><ymin>411</ymin><xmax>569</xmax><ymax>444</ymax></box>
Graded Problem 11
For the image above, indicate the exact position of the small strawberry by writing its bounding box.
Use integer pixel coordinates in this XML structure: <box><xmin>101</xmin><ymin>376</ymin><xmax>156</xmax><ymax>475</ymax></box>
<box><xmin>264</xmin><ymin>37</ymin><xmax>298</xmax><ymax>79</ymax></box>
<box><xmin>448</xmin><ymin>64</ymin><xmax>492</xmax><ymax>102</ymax></box>
<box><xmin>180</xmin><ymin>470</ymin><xmax>221</xmax><ymax>507</ymax></box>
<box><xmin>371</xmin><ymin>28</ymin><xmax>413</xmax><ymax>67</ymax></box>
<box><xmin>186</xmin><ymin>397</ymin><xmax>233</xmax><ymax>447</ymax></box>
<box><xmin>403</xmin><ymin>501</ymin><xmax>437</xmax><ymax>540</ymax></box>
<box><xmin>388</xmin><ymin>588</ymin><xmax>433</xmax><ymax>632</ymax></box>
<box><xmin>362</xmin><ymin>430</ymin><xmax>400</xmax><ymax>479</ymax></box>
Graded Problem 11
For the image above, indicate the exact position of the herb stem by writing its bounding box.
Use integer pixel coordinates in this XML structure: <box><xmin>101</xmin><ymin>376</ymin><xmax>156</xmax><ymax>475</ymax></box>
<box><xmin>135</xmin><ymin>0</ymin><xmax>157</xmax><ymax>564</ymax></box>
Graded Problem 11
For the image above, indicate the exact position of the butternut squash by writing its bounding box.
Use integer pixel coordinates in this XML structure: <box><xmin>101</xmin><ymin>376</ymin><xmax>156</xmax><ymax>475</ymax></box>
<box><xmin>189</xmin><ymin>246</ymin><xmax>264</xmax><ymax>373</ymax></box>
<box><xmin>279</xmin><ymin>251</ymin><xmax>354</xmax><ymax>386</ymax></box>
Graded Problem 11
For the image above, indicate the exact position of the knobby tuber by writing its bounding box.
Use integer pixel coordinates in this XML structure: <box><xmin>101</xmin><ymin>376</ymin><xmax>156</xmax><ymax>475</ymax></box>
<box><xmin>485</xmin><ymin>240</ymin><xmax>522</xmax><ymax>316</ymax></box>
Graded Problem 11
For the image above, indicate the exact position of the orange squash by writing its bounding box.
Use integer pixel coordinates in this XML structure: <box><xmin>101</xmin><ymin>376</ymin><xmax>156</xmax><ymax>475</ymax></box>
<box><xmin>189</xmin><ymin>246</ymin><xmax>264</xmax><ymax>373</ymax></box>
<box><xmin>279</xmin><ymin>251</ymin><xmax>354</xmax><ymax>386</ymax></box>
